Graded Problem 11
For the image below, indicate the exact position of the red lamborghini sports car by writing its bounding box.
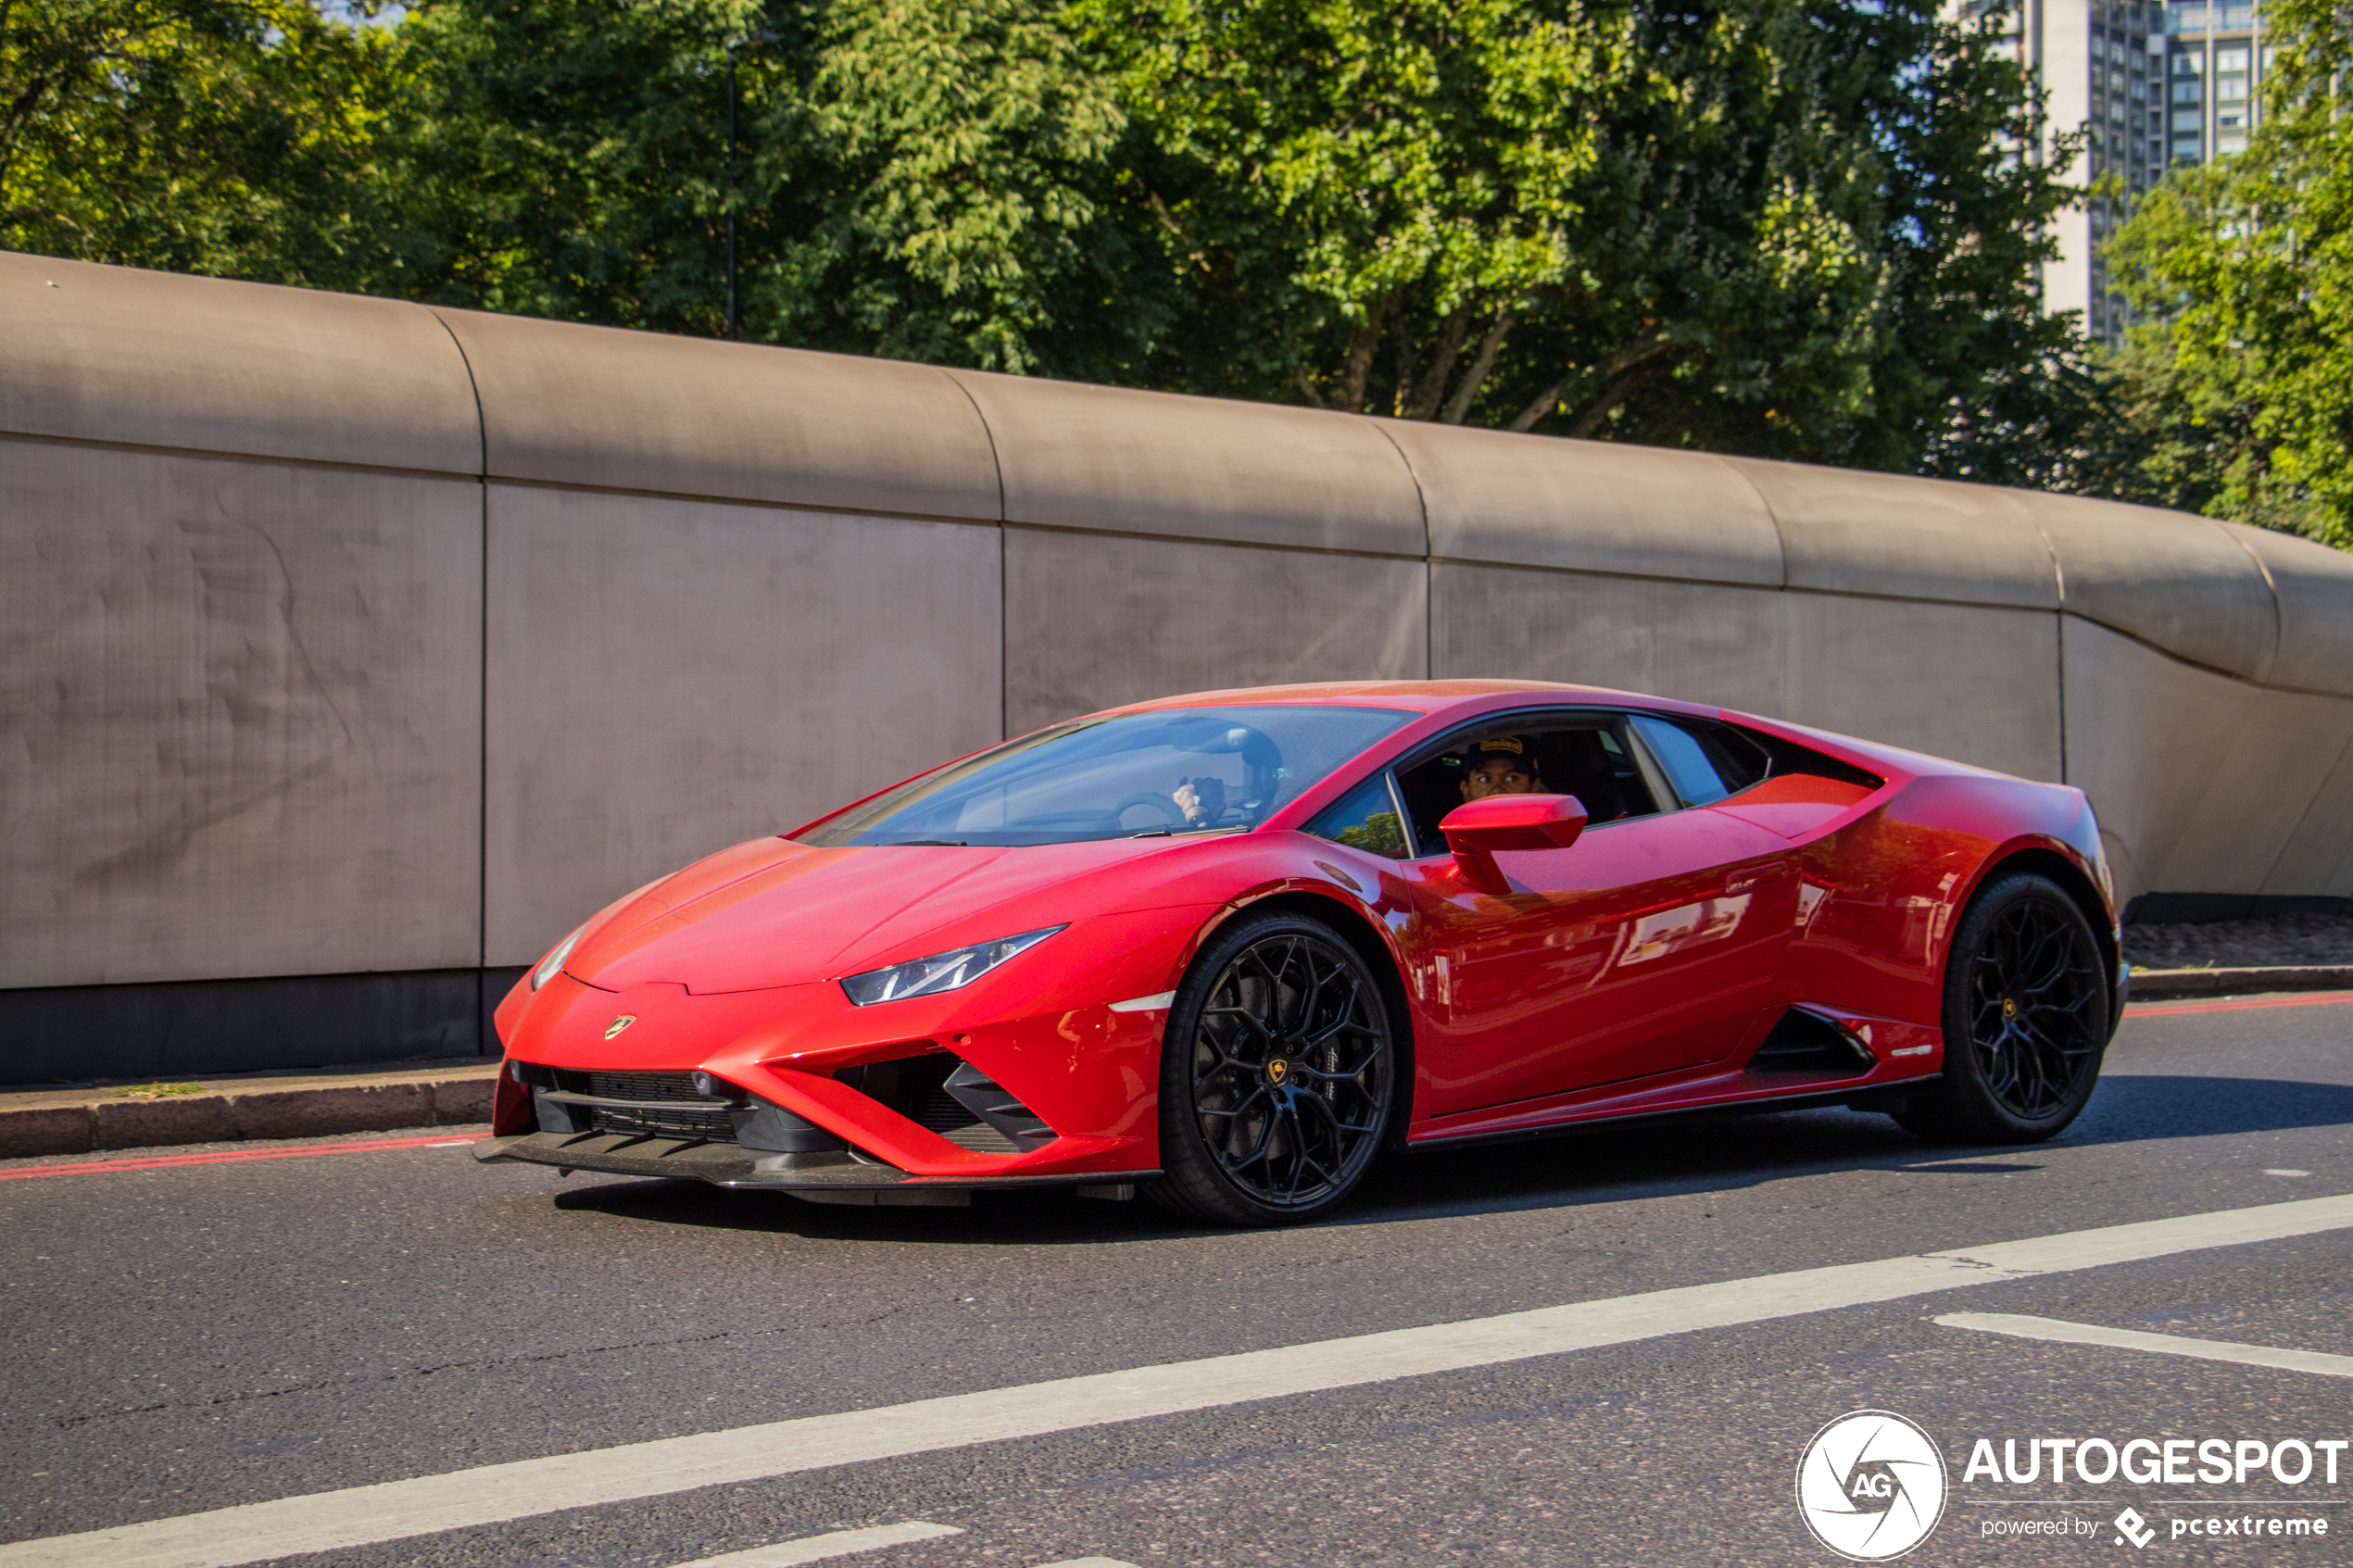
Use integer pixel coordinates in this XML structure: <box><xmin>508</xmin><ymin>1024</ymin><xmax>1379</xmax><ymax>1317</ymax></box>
<box><xmin>477</xmin><ymin>681</ymin><xmax>2126</xmax><ymax>1225</ymax></box>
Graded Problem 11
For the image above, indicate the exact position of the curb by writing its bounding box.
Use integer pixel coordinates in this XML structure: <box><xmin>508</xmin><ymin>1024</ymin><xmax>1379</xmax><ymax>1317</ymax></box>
<box><xmin>2128</xmin><ymin>964</ymin><xmax>2353</xmax><ymax>1001</ymax></box>
<box><xmin>0</xmin><ymin>1063</ymin><xmax>500</xmax><ymax>1160</ymax></box>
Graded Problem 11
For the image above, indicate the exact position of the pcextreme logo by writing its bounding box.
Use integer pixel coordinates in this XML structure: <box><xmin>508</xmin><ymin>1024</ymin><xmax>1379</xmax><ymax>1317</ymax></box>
<box><xmin>1796</xmin><ymin>1410</ymin><xmax>1951</xmax><ymax>1561</ymax></box>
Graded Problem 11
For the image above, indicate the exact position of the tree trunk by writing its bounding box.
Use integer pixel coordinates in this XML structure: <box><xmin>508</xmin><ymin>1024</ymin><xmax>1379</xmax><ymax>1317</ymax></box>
<box><xmin>1333</xmin><ymin>292</ymin><xmax>1393</xmax><ymax>413</ymax></box>
<box><xmin>1509</xmin><ymin>331</ymin><xmax>1674</xmax><ymax>434</ymax></box>
<box><xmin>1401</xmin><ymin>305</ymin><xmax>1472</xmax><ymax>420</ymax></box>
<box><xmin>1566</xmin><ymin>363</ymin><xmax>1670</xmax><ymax>440</ymax></box>
<box><xmin>1441</xmin><ymin>312</ymin><xmax>1515</xmax><ymax>425</ymax></box>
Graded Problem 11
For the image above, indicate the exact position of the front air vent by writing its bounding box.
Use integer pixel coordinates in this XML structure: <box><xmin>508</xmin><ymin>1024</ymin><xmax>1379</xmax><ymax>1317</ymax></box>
<box><xmin>582</xmin><ymin>1069</ymin><xmax>706</xmax><ymax>1104</ymax></box>
<box><xmin>1746</xmin><ymin>1008</ymin><xmax>1877</xmax><ymax>1076</ymax></box>
<box><xmin>510</xmin><ymin>1063</ymin><xmax>845</xmax><ymax>1153</ymax></box>
<box><xmin>943</xmin><ymin>1061</ymin><xmax>1055</xmax><ymax>1151</ymax></box>
<box><xmin>836</xmin><ymin>1049</ymin><xmax>1055</xmax><ymax>1154</ymax></box>
<box><xmin>540</xmin><ymin>1066</ymin><xmax>736</xmax><ymax>1140</ymax></box>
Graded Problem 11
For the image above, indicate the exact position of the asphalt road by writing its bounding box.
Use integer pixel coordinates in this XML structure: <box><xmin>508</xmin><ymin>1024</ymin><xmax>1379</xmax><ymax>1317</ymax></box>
<box><xmin>3</xmin><ymin>995</ymin><xmax>2348</xmax><ymax>1568</ymax></box>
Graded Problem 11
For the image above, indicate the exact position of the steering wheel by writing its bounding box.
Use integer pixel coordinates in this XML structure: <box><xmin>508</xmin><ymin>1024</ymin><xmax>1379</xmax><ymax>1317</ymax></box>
<box><xmin>1110</xmin><ymin>792</ymin><xmax>1188</xmax><ymax>831</ymax></box>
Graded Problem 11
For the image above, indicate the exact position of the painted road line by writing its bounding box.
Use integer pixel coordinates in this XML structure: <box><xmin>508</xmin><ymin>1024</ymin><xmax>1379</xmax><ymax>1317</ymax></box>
<box><xmin>2129</xmin><ymin>991</ymin><xmax>2353</xmax><ymax>1018</ymax></box>
<box><xmin>668</xmin><ymin>1521</ymin><xmax>963</xmax><ymax>1566</ymax></box>
<box><xmin>0</xmin><ymin>1135</ymin><xmax>485</xmax><ymax>1182</ymax></box>
<box><xmin>1937</xmin><ymin>1311</ymin><xmax>2353</xmax><ymax>1378</ymax></box>
<box><xmin>6</xmin><ymin>1193</ymin><xmax>2352</xmax><ymax>1568</ymax></box>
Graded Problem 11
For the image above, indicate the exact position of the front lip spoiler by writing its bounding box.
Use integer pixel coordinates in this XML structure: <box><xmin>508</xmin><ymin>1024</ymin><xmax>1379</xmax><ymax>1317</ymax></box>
<box><xmin>474</xmin><ymin>1131</ymin><xmax>1157</xmax><ymax>1197</ymax></box>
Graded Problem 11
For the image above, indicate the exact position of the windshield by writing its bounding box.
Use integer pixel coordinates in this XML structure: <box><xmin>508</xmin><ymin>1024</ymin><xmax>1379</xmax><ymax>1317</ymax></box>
<box><xmin>797</xmin><ymin>705</ymin><xmax>1417</xmax><ymax>847</ymax></box>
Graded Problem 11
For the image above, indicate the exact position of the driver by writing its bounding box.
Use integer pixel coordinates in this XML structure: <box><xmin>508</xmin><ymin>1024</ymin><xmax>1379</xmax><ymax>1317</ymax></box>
<box><xmin>1173</xmin><ymin>775</ymin><xmax>1227</xmax><ymax>828</ymax></box>
<box><xmin>1459</xmin><ymin>735</ymin><xmax>1544</xmax><ymax>802</ymax></box>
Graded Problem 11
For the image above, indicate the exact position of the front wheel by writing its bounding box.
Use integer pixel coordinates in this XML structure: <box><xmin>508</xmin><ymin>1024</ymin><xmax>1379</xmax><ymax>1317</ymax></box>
<box><xmin>1147</xmin><ymin>912</ymin><xmax>1398</xmax><ymax>1225</ymax></box>
<box><xmin>1893</xmin><ymin>871</ymin><xmax>2110</xmax><ymax>1144</ymax></box>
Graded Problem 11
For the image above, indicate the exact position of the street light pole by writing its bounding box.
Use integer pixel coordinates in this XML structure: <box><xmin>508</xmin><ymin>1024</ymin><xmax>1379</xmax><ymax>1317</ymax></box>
<box><xmin>724</xmin><ymin>31</ymin><xmax>782</xmax><ymax>343</ymax></box>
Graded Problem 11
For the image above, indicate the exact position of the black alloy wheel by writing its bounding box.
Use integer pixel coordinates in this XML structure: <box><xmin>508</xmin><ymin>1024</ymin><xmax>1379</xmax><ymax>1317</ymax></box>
<box><xmin>1149</xmin><ymin>912</ymin><xmax>1399</xmax><ymax>1225</ymax></box>
<box><xmin>1893</xmin><ymin>871</ymin><xmax>2110</xmax><ymax>1144</ymax></box>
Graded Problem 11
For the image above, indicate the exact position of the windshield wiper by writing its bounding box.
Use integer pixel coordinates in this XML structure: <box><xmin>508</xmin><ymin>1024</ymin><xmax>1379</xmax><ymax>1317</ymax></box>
<box><xmin>886</xmin><ymin>838</ymin><xmax>968</xmax><ymax>847</ymax></box>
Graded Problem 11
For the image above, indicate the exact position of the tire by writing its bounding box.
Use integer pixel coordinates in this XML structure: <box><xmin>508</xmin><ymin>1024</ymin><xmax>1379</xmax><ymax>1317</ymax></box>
<box><xmin>1146</xmin><ymin>911</ymin><xmax>1400</xmax><ymax>1225</ymax></box>
<box><xmin>1892</xmin><ymin>871</ymin><xmax>2110</xmax><ymax>1144</ymax></box>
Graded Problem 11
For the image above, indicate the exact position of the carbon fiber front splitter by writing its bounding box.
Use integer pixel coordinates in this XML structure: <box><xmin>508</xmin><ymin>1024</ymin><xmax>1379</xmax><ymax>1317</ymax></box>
<box><xmin>473</xmin><ymin>1131</ymin><xmax>1156</xmax><ymax>1205</ymax></box>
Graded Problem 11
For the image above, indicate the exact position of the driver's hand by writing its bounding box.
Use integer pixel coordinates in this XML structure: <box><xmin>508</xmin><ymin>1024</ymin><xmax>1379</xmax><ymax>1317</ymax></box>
<box><xmin>1175</xmin><ymin>777</ymin><xmax>1225</xmax><ymax>826</ymax></box>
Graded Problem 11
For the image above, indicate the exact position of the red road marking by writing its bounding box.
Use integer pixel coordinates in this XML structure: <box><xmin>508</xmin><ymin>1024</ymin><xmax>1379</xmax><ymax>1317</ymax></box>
<box><xmin>0</xmin><ymin>1132</ymin><xmax>484</xmax><ymax>1181</ymax></box>
<box><xmin>2130</xmin><ymin>990</ymin><xmax>2353</xmax><ymax>1018</ymax></box>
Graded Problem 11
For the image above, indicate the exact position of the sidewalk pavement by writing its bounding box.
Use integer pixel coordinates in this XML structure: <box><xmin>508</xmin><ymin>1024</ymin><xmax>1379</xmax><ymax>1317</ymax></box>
<box><xmin>2125</xmin><ymin>963</ymin><xmax>2353</xmax><ymax>999</ymax></box>
<box><xmin>3</xmin><ymin>963</ymin><xmax>2348</xmax><ymax>1160</ymax></box>
<box><xmin>0</xmin><ymin>1057</ymin><xmax>498</xmax><ymax>1160</ymax></box>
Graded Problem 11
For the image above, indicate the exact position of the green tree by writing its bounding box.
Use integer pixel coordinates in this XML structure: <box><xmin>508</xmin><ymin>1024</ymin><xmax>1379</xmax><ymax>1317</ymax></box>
<box><xmin>778</xmin><ymin>0</ymin><xmax>1166</xmax><ymax>374</ymax></box>
<box><xmin>1084</xmin><ymin>0</ymin><xmax>2084</xmax><ymax>471</ymax></box>
<box><xmin>370</xmin><ymin>0</ymin><xmax>1156</xmax><ymax>373</ymax></box>
<box><xmin>1</xmin><ymin>0</ymin><xmax>403</xmax><ymax>282</ymax></box>
<box><xmin>2107</xmin><ymin>0</ymin><xmax>2351</xmax><ymax>549</ymax></box>
<box><xmin>357</xmin><ymin>0</ymin><xmax>774</xmax><ymax>334</ymax></box>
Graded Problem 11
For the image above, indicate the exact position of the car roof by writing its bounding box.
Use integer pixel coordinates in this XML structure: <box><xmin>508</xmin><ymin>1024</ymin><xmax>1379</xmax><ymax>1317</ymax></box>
<box><xmin>1099</xmin><ymin>679</ymin><xmax>1678</xmax><ymax>717</ymax></box>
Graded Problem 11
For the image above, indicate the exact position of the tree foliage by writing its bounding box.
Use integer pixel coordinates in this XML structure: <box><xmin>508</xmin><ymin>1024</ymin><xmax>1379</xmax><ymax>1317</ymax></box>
<box><xmin>1</xmin><ymin>1</ymin><xmax>403</xmax><ymax>281</ymax></box>
<box><xmin>372</xmin><ymin>0</ymin><xmax>1152</xmax><ymax>370</ymax></box>
<box><xmin>2107</xmin><ymin>0</ymin><xmax>2352</xmax><ymax>549</ymax></box>
<box><xmin>4</xmin><ymin>0</ymin><xmax>2119</xmax><ymax>486</ymax></box>
<box><xmin>1087</xmin><ymin>0</ymin><xmax>2084</xmax><ymax>471</ymax></box>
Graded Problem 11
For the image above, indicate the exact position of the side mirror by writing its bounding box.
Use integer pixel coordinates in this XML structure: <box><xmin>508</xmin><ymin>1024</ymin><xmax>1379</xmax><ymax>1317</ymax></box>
<box><xmin>1438</xmin><ymin>794</ymin><xmax>1587</xmax><ymax>896</ymax></box>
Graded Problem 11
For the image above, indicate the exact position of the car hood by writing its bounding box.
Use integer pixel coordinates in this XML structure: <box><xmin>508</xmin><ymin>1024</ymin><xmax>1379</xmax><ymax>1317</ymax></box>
<box><xmin>564</xmin><ymin>834</ymin><xmax>1230</xmax><ymax>994</ymax></box>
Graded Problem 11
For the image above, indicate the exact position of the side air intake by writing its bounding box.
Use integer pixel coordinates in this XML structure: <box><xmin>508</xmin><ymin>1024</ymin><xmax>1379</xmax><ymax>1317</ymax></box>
<box><xmin>1746</xmin><ymin>1008</ymin><xmax>1877</xmax><ymax>1076</ymax></box>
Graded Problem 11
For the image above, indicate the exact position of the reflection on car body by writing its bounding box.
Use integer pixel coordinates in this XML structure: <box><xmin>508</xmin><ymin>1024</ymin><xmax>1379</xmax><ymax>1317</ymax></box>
<box><xmin>1620</xmin><ymin>894</ymin><xmax>1751</xmax><ymax>967</ymax></box>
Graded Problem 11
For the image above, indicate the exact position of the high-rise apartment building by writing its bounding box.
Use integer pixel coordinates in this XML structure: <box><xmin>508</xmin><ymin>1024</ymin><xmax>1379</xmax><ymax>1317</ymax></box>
<box><xmin>1951</xmin><ymin>0</ymin><xmax>2270</xmax><ymax>348</ymax></box>
<box><xmin>2162</xmin><ymin>5</ymin><xmax>2274</xmax><ymax>165</ymax></box>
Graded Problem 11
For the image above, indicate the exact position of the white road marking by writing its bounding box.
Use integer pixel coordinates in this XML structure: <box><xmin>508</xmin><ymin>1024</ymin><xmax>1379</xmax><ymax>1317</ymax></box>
<box><xmin>2267</xmin><ymin>1169</ymin><xmax>2312</xmax><ymax>1177</ymax></box>
<box><xmin>6</xmin><ymin>1194</ymin><xmax>2351</xmax><ymax>1568</ymax></box>
<box><xmin>1105</xmin><ymin>992</ymin><xmax>1174</xmax><ymax>1013</ymax></box>
<box><xmin>667</xmin><ymin>1520</ymin><xmax>963</xmax><ymax>1566</ymax></box>
<box><xmin>1936</xmin><ymin>1311</ymin><xmax>2353</xmax><ymax>1377</ymax></box>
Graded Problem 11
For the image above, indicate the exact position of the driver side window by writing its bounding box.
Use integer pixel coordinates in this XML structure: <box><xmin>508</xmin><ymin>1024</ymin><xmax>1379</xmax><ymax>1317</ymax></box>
<box><xmin>1391</xmin><ymin>712</ymin><xmax>1661</xmax><ymax>855</ymax></box>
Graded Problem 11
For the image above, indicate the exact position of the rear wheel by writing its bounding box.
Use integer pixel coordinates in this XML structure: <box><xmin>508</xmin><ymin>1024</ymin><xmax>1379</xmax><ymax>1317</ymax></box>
<box><xmin>1893</xmin><ymin>871</ymin><xmax>2109</xmax><ymax>1144</ymax></box>
<box><xmin>1148</xmin><ymin>912</ymin><xmax>1398</xmax><ymax>1225</ymax></box>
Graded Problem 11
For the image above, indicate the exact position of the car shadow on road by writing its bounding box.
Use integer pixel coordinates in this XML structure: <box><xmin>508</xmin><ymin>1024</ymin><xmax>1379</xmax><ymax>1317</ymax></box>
<box><xmin>535</xmin><ymin>1073</ymin><xmax>2353</xmax><ymax>1243</ymax></box>
<box><xmin>1346</xmin><ymin>1072</ymin><xmax>2353</xmax><ymax>1224</ymax></box>
<box><xmin>2066</xmin><ymin>1072</ymin><xmax>2353</xmax><ymax>1146</ymax></box>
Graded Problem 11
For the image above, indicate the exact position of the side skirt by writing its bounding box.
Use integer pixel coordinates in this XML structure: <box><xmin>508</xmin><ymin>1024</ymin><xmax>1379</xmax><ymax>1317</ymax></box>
<box><xmin>1403</xmin><ymin>1073</ymin><xmax>1944</xmax><ymax>1156</ymax></box>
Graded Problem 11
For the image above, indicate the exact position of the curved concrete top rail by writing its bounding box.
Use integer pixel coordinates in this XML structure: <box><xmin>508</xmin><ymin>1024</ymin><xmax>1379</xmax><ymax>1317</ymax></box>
<box><xmin>1</xmin><ymin>251</ymin><xmax>481</xmax><ymax>473</ymax></box>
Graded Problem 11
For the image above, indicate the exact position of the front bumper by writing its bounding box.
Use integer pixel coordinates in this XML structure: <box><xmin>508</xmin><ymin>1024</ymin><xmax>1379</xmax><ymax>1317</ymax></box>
<box><xmin>474</xmin><ymin>1130</ymin><xmax>1157</xmax><ymax>1205</ymax></box>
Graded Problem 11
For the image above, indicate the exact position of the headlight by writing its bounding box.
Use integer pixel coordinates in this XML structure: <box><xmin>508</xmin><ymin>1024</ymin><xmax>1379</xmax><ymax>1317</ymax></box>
<box><xmin>529</xmin><ymin>922</ymin><xmax>588</xmax><ymax>992</ymax></box>
<box><xmin>840</xmin><ymin>926</ymin><xmax>1065</xmax><ymax>1007</ymax></box>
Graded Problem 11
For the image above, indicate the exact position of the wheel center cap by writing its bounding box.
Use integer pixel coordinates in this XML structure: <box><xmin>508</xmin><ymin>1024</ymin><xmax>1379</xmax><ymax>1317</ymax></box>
<box><xmin>2002</xmin><ymin>997</ymin><xmax>2020</xmax><ymax>1018</ymax></box>
<box><xmin>1265</xmin><ymin>1057</ymin><xmax>1291</xmax><ymax>1086</ymax></box>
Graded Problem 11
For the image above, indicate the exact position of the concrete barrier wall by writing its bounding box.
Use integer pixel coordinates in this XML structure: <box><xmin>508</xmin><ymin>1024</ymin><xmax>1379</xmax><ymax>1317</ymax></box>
<box><xmin>6</xmin><ymin>251</ymin><xmax>2353</xmax><ymax>1080</ymax></box>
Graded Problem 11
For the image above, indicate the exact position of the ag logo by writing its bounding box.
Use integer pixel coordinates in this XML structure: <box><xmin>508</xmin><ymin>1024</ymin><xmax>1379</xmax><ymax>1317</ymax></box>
<box><xmin>1795</xmin><ymin>1410</ymin><xmax>1948</xmax><ymax>1561</ymax></box>
<box><xmin>604</xmin><ymin>1015</ymin><xmax>636</xmax><ymax>1040</ymax></box>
